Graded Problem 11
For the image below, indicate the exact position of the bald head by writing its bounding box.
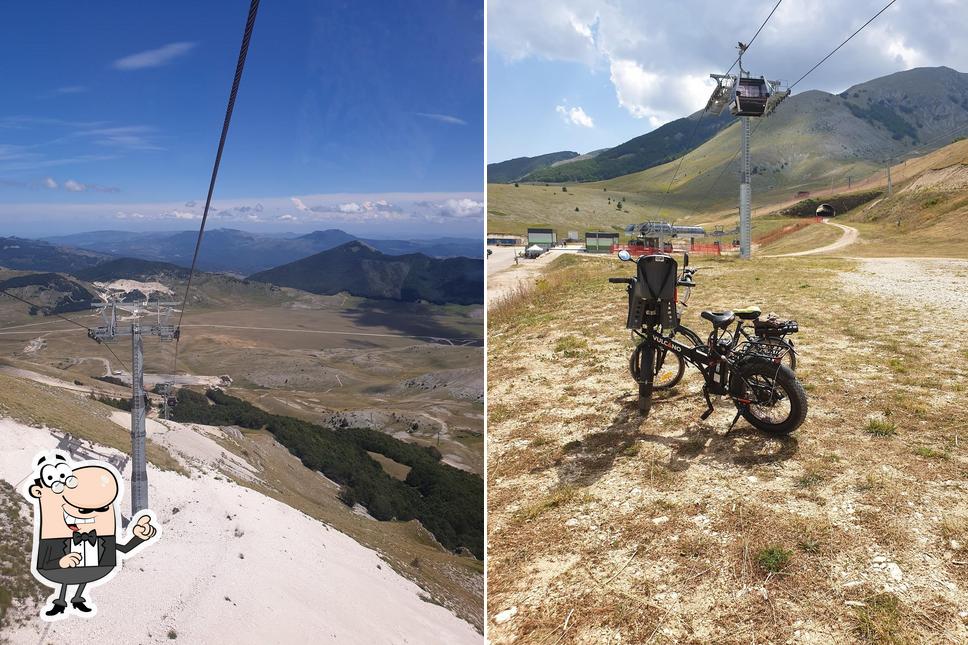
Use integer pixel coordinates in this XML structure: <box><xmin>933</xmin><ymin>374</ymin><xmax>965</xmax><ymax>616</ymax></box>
<box><xmin>30</xmin><ymin>464</ymin><xmax>120</xmax><ymax>539</ymax></box>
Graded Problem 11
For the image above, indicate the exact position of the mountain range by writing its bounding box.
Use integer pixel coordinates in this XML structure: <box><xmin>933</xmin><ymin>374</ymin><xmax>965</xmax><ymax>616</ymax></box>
<box><xmin>248</xmin><ymin>241</ymin><xmax>484</xmax><ymax>305</ymax></box>
<box><xmin>40</xmin><ymin>228</ymin><xmax>482</xmax><ymax>274</ymax></box>
<box><xmin>487</xmin><ymin>151</ymin><xmax>580</xmax><ymax>183</ymax></box>
<box><xmin>490</xmin><ymin>66</ymin><xmax>968</xmax><ymax>189</ymax></box>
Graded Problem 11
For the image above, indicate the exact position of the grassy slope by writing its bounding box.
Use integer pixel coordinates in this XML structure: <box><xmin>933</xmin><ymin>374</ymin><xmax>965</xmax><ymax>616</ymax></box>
<box><xmin>487</xmin><ymin>255</ymin><xmax>967</xmax><ymax>643</ymax></box>
<box><xmin>490</xmin><ymin>135</ymin><xmax>968</xmax><ymax>259</ymax></box>
<box><xmin>841</xmin><ymin>138</ymin><xmax>968</xmax><ymax>257</ymax></box>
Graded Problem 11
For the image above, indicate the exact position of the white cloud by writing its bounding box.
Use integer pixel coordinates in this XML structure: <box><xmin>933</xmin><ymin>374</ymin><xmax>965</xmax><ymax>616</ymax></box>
<box><xmin>555</xmin><ymin>104</ymin><xmax>595</xmax><ymax>127</ymax></box>
<box><xmin>414</xmin><ymin>113</ymin><xmax>468</xmax><ymax>125</ymax></box>
<box><xmin>112</xmin><ymin>42</ymin><xmax>196</xmax><ymax>70</ymax></box>
<box><xmin>43</xmin><ymin>177</ymin><xmax>57</xmax><ymax>189</ymax></box>
<box><xmin>488</xmin><ymin>0</ymin><xmax>956</xmax><ymax>123</ymax></box>
<box><xmin>80</xmin><ymin>125</ymin><xmax>162</xmax><ymax>151</ymax></box>
<box><xmin>60</xmin><ymin>178</ymin><xmax>120</xmax><ymax>193</ymax></box>
<box><xmin>7</xmin><ymin>192</ymin><xmax>483</xmax><ymax>231</ymax></box>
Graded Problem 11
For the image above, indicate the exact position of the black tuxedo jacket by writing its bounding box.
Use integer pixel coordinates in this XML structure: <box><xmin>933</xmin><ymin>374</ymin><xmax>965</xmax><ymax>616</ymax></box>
<box><xmin>36</xmin><ymin>533</ymin><xmax>145</xmax><ymax>571</ymax></box>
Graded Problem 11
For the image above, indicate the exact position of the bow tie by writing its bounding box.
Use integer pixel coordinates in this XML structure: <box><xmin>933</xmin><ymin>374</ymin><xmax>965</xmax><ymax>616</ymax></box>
<box><xmin>72</xmin><ymin>531</ymin><xmax>97</xmax><ymax>546</ymax></box>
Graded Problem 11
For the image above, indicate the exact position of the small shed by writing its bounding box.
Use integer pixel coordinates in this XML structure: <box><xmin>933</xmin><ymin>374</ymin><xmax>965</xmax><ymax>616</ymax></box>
<box><xmin>584</xmin><ymin>231</ymin><xmax>619</xmax><ymax>253</ymax></box>
<box><xmin>527</xmin><ymin>228</ymin><xmax>557</xmax><ymax>249</ymax></box>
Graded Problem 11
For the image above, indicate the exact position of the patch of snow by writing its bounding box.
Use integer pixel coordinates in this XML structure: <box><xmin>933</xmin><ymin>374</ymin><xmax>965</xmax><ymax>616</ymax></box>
<box><xmin>108</xmin><ymin>411</ymin><xmax>261</xmax><ymax>484</ymax></box>
<box><xmin>0</xmin><ymin>417</ymin><xmax>478</xmax><ymax>643</ymax></box>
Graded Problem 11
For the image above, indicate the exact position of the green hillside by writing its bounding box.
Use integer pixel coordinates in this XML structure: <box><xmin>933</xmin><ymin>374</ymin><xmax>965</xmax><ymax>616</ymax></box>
<box><xmin>487</xmin><ymin>151</ymin><xmax>578</xmax><ymax>183</ymax></box>
<box><xmin>523</xmin><ymin>109</ymin><xmax>734</xmax><ymax>183</ymax></box>
<box><xmin>488</xmin><ymin>66</ymin><xmax>968</xmax><ymax>234</ymax></box>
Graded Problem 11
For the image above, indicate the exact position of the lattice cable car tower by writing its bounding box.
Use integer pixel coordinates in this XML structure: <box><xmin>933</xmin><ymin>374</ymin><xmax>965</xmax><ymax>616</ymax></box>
<box><xmin>88</xmin><ymin>300</ymin><xmax>179</xmax><ymax>515</ymax></box>
<box><xmin>707</xmin><ymin>42</ymin><xmax>788</xmax><ymax>259</ymax></box>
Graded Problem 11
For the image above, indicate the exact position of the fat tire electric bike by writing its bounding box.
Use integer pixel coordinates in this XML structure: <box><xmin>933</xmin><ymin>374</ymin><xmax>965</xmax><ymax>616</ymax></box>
<box><xmin>610</xmin><ymin>252</ymin><xmax>807</xmax><ymax>434</ymax></box>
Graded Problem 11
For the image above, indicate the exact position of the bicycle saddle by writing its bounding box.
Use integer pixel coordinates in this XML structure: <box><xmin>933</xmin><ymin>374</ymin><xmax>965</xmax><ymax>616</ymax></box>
<box><xmin>701</xmin><ymin>310</ymin><xmax>735</xmax><ymax>328</ymax></box>
<box><xmin>733</xmin><ymin>306</ymin><xmax>761</xmax><ymax>320</ymax></box>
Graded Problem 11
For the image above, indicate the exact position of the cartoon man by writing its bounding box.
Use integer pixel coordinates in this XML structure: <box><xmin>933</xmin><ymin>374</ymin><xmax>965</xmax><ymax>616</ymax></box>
<box><xmin>24</xmin><ymin>450</ymin><xmax>159</xmax><ymax>619</ymax></box>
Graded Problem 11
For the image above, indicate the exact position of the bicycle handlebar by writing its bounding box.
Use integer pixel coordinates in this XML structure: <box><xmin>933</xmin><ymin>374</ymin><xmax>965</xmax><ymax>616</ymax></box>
<box><xmin>609</xmin><ymin>277</ymin><xmax>634</xmax><ymax>284</ymax></box>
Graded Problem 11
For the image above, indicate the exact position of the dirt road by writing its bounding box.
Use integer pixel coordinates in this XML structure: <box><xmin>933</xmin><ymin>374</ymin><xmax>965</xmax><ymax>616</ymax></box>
<box><xmin>768</xmin><ymin>221</ymin><xmax>859</xmax><ymax>257</ymax></box>
<box><xmin>487</xmin><ymin>247</ymin><xmax>583</xmax><ymax>304</ymax></box>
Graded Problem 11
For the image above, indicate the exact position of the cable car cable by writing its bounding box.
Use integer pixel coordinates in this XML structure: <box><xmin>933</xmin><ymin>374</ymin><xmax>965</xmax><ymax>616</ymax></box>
<box><xmin>171</xmin><ymin>0</ymin><xmax>260</xmax><ymax>374</ymax></box>
<box><xmin>723</xmin><ymin>0</ymin><xmax>783</xmax><ymax>76</ymax></box>
<box><xmin>787</xmin><ymin>0</ymin><xmax>897</xmax><ymax>92</ymax></box>
<box><xmin>692</xmin><ymin>0</ymin><xmax>898</xmax><ymax>216</ymax></box>
<box><xmin>0</xmin><ymin>288</ymin><xmax>130</xmax><ymax>372</ymax></box>
<box><xmin>652</xmin><ymin>0</ymin><xmax>784</xmax><ymax>219</ymax></box>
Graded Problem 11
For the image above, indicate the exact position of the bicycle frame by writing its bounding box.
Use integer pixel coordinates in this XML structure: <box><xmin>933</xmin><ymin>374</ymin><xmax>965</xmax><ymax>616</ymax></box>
<box><xmin>634</xmin><ymin>323</ymin><xmax>736</xmax><ymax>396</ymax></box>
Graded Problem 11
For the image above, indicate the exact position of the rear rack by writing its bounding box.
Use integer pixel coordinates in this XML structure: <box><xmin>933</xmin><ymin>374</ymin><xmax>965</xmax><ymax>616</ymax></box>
<box><xmin>753</xmin><ymin>317</ymin><xmax>798</xmax><ymax>337</ymax></box>
<box><xmin>737</xmin><ymin>340</ymin><xmax>792</xmax><ymax>362</ymax></box>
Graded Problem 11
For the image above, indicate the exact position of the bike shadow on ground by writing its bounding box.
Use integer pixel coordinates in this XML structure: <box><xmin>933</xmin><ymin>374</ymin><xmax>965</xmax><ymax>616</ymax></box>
<box><xmin>552</xmin><ymin>391</ymin><xmax>799</xmax><ymax>488</ymax></box>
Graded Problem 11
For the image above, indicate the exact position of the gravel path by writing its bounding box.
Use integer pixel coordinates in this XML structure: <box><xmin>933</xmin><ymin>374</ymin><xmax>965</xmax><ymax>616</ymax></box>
<box><xmin>840</xmin><ymin>256</ymin><xmax>968</xmax><ymax>331</ymax></box>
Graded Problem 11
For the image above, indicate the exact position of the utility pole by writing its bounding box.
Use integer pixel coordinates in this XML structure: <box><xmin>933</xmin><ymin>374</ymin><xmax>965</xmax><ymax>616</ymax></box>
<box><xmin>886</xmin><ymin>160</ymin><xmax>893</xmax><ymax>196</ymax></box>
<box><xmin>89</xmin><ymin>301</ymin><xmax>179</xmax><ymax>515</ymax></box>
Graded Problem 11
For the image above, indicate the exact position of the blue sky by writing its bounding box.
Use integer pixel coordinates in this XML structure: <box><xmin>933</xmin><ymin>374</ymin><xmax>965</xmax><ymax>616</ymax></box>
<box><xmin>0</xmin><ymin>1</ymin><xmax>484</xmax><ymax>237</ymax></box>
<box><xmin>488</xmin><ymin>0</ymin><xmax>967</xmax><ymax>163</ymax></box>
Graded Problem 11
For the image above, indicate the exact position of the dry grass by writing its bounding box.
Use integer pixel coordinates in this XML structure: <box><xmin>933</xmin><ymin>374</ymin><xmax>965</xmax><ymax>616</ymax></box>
<box><xmin>0</xmin><ymin>371</ymin><xmax>183</xmax><ymax>473</ymax></box>
<box><xmin>487</xmin><ymin>253</ymin><xmax>968</xmax><ymax>643</ymax></box>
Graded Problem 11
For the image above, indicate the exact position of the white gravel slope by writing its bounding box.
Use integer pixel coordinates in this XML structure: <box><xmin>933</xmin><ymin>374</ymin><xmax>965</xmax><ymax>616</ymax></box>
<box><xmin>0</xmin><ymin>418</ymin><xmax>479</xmax><ymax>644</ymax></box>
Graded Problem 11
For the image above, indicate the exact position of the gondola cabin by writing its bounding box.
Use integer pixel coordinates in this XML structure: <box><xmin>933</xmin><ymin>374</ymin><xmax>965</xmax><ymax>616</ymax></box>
<box><xmin>732</xmin><ymin>77</ymin><xmax>770</xmax><ymax>117</ymax></box>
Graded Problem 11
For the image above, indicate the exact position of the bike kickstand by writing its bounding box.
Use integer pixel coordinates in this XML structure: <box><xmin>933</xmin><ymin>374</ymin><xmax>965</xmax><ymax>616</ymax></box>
<box><xmin>700</xmin><ymin>386</ymin><xmax>714</xmax><ymax>421</ymax></box>
<box><xmin>725</xmin><ymin>409</ymin><xmax>743</xmax><ymax>435</ymax></box>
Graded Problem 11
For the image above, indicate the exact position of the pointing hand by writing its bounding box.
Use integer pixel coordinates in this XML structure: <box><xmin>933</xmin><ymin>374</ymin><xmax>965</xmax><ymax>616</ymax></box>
<box><xmin>132</xmin><ymin>513</ymin><xmax>157</xmax><ymax>540</ymax></box>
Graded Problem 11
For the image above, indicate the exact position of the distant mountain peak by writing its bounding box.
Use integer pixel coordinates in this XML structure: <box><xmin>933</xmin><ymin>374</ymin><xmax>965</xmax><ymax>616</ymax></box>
<box><xmin>248</xmin><ymin>241</ymin><xmax>483</xmax><ymax>305</ymax></box>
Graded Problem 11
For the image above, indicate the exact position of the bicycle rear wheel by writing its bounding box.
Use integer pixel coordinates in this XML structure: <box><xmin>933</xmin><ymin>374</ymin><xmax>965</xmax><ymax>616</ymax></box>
<box><xmin>731</xmin><ymin>357</ymin><xmax>807</xmax><ymax>434</ymax></box>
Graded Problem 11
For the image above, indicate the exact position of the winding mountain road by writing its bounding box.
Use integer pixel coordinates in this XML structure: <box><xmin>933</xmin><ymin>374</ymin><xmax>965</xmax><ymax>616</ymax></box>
<box><xmin>768</xmin><ymin>220</ymin><xmax>859</xmax><ymax>257</ymax></box>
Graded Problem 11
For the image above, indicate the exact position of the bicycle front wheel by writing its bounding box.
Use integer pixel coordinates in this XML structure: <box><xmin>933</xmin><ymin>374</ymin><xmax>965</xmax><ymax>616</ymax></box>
<box><xmin>629</xmin><ymin>343</ymin><xmax>685</xmax><ymax>390</ymax></box>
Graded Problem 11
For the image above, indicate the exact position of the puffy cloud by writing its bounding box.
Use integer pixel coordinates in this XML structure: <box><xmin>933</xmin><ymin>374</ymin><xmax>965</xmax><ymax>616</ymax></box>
<box><xmin>63</xmin><ymin>179</ymin><xmax>84</xmax><ymax>192</ymax></box>
<box><xmin>112</xmin><ymin>42</ymin><xmax>196</xmax><ymax>70</ymax></box>
<box><xmin>43</xmin><ymin>177</ymin><xmax>57</xmax><ymax>189</ymax></box>
<box><xmin>489</xmin><ymin>0</ymin><xmax>959</xmax><ymax>122</ymax></box>
<box><xmin>291</xmin><ymin>197</ymin><xmax>311</xmax><ymax>212</ymax></box>
<box><xmin>555</xmin><ymin>104</ymin><xmax>595</xmax><ymax>127</ymax></box>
